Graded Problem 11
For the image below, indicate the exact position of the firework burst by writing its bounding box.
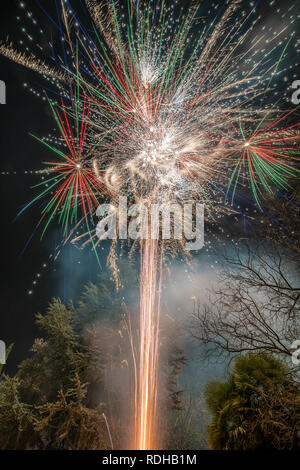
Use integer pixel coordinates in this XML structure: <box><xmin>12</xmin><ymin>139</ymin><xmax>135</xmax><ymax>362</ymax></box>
<box><xmin>2</xmin><ymin>0</ymin><xmax>300</xmax><ymax>450</ymax></box>
<box><xmin>17</xmin><ymin>96</ymin><xmax>112</xmax><ymax>237</ymax></box>
<box><xmin>3</xmin><ymin>0</ymin><xmax>298</xmax><ymax>228</ymax></box>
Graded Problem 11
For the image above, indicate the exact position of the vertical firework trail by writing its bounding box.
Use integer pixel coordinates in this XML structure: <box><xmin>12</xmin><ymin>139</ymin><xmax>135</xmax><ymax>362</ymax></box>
<box><xmin>137</xmin><ymin>238</ymin><xmax>162</xmax><ymax>449</ymax></box>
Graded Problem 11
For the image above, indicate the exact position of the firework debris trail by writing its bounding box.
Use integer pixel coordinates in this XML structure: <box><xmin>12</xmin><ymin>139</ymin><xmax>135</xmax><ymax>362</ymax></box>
<box><xmin>1</xmin><ymin>0</ymin><xmax>300</xmax><ymax>449</ymax></box>
<box><xmin>137</xmin><ymin>237</ymin><xmax>162</xmax><ymax>450</ymax></box>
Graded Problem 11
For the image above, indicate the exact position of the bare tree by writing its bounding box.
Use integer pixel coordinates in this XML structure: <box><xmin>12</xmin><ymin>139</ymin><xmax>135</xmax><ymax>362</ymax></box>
<box><xmin>192</xmin><ymin>242</ymin><xmax>300</xmax><ymax>365</ymax></box>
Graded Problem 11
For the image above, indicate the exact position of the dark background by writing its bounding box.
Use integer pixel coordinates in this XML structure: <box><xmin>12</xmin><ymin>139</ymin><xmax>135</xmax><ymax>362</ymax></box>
<box><xmin>0</xmin><ymin>0</ymin><xmax>103</xmax><ymax>373</ymax></box>
<box><xmin>0</xmin><ymin>1</ymin><xmax>53</xmax><ymax>372</ymax></box>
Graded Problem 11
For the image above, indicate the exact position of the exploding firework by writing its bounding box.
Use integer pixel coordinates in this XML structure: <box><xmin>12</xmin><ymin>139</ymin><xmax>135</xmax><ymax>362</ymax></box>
<box><xmin>2</xmin><ymin>0</ymin><xmax>299</xmax><ymax>450</ymax></box>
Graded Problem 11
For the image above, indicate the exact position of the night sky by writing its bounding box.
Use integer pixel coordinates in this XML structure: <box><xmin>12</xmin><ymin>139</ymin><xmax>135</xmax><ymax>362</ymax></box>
<box><xmin>1</xmin><ymin>1</ymin><xmax>50</xmax><ymax>373</ymax></box>
<box><xmin>0</xmin><ymin>0</ymin><xmax>298</xmax><ymax>375</ymax></box>
<box><xmin>0</xmin><ymin>1</ymin><xmax>103</xmax><ymax>373</ymax></box>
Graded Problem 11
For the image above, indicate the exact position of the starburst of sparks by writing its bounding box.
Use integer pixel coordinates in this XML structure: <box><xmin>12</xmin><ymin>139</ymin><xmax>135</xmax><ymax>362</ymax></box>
<box><xmin>1</xmin><ymin>0</ymin><xmax>299</xmax><ymax>234</ymax></box>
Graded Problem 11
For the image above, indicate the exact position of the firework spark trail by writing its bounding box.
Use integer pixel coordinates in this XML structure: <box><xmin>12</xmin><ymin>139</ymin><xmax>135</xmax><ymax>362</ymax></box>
<box><xmin>137</xmin><ymin>237</ymin><xmax>162</xmax><ymax>450</ymax></box>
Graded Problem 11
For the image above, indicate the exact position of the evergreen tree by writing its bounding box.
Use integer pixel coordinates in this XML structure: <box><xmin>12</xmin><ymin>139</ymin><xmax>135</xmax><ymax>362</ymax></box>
<box><xmin>205</xmin><ymin>353</ymin><xmax>300</xmax><ymax>450</ymax></box>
